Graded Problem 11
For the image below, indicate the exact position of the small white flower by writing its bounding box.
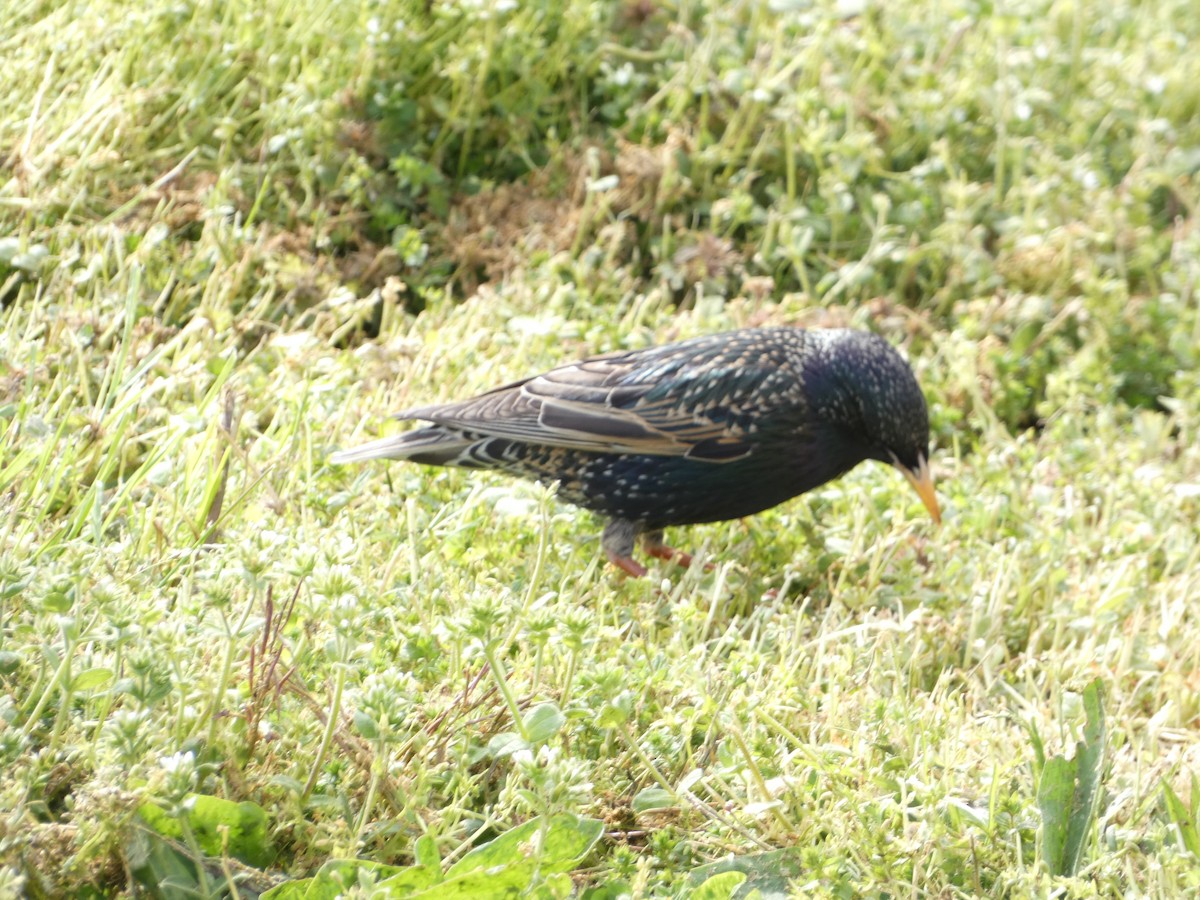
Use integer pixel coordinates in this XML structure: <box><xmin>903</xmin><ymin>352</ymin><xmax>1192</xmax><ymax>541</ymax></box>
<box><xmin>159</xmin><ymin>751</ymin><xmax>195</xmax><ymax>775</ymax></box>
<box><xmin>586</xmin><ymin>175</ymin><xmax>619</xmax><ymax>193</ymax></box>
<box><xmin>608</xmin><ymin>63</ymin><xmax>633</xmax><ymax>86</ymax></box>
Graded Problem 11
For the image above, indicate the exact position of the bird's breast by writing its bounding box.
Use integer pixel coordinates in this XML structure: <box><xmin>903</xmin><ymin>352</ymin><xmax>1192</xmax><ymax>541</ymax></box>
<box><xmin>568</xmin><ymin>435</ymin><xmax>866</xmax><ymax>528</ymax></box>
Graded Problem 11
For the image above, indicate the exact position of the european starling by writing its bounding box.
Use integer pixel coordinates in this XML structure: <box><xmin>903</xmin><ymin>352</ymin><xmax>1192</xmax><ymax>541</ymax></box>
<box><xmin>331</xmin><ymin>326</ymin><xmax>940</xmax><ymax>577</ymax></box>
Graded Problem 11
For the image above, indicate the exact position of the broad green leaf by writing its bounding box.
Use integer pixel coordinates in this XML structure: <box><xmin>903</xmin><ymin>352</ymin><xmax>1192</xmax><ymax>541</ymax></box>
<box><xmin>487</xmin><ymin>731</ymin><xmax>529</xmax><ymax>758</ymax></box>
<box><xmin>415</xmin><ymin>834</ymin><xmax>441</xmax><ymax>871</ymax></box>
<box><xmin>1065</xmin><ymin>679</ymin><xmax>1106</xmax><ymax>870</ymax></box>
<box><xmin>407</xmin><ymin>866</ymin><xmax>574</xmax><ymax>899</ymax></box>
<box><xmin>259</xmin><ymin>879</ymin><xmax>311</xmax><ymax>900</ymax></box>
<box><xmin>581</xmin><ymin>881</ymin><xmax>633</xmax><ymax>900</ymax></box>
<box><xmin>0</xmin><ymin>570</ymin><xmax>28</xmax><ymax>599</ymax></box>
<box><xmin>71</xmin><ymin>667</ymin><xmax>114</xmax><ymax>692</ymax></box>
<box><xmin>1162</xmin><ymin>777</ymin><xmax>1200</xmax><ymax>857</ymax></box>
<box><xmin>261</xmin><ymin>859</ymin><xmax>407</xmax><ymax>900</ymax></box>
<box><xmin>692</xmin><ymin>871</ymin><xmax>748</xmax><ymax>900</ymax></box>
<box><xmin>527</xmin><ymin>872</ymin><xmax>575</xmax><ymax>899</ymax></box>
<box><xmin>687</xmin><ymin>848</ymin><xmax>805</xmax><ymax>899</ymax></box>
<box><xmin>1037</xmin><ymin>756</ymin><xmax>1075</xmax><ymax>875</ymax></box>
<box><xmin>411</xmin><ymin>868</ymin><xmax>529</xmax><ymax>898</ymax></box>
<box><xmin>1037</xmin><ymin>678</ymin><xmax>1107</xmax><ymax>876</ymax></box>
<box><xmin>276</xmin><ymin>817</ymin><xmax>604</xmax><ymax>900</ymax></box>
<box><xmin>632</xmin><ymin>787</ymin><xmax>675</xmax><ymax>813</ymax></box>
<box><xmin>140</xmin><ymin>794</ymin><xmax>275</xmax><ymax>867</ymax></box>
<box><xmin>354</xmin><ymin>710</ymin><xmax>379</xmax><ymax>739</ymax></box>
<box><xmin>596</xmin><ymin>691</ymin><xmax>633</xmax><ymax>729</ymax></box>
<box><xmin>377</xmin><ymin>863</ymin><xmax>441</xmax><ymax>894</ymax></box>
<box><xmin>448</xmin><ymin>813</ymin><xmax>604</xmax><ymax>879</ymax></box>
<box><xmin>127</xmin><ymin>828</ymin><xmax>200</xmax><ymax>900</ymax></box>
<box><xmin>523</xmin><ymin>701</ymin><xmax>566</xmax><ymax>744</ymax></box>
<box><xmin>42</xmin><ymin>591</ymin><xmax>72</xmax><ymax>613</ymax></box>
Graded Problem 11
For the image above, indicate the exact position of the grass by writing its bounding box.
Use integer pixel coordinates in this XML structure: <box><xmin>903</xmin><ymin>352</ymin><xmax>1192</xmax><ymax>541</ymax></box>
<box><xmin>2</xmin><ymin>0</ymin><xmax>1200</xmax><ymax>895</ymax></box>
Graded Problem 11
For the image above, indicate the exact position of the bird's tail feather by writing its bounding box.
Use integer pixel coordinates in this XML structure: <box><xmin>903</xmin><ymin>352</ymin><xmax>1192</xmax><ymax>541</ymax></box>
<box><xmin>329</xmin><ymin>428</ymin><xmax>473</xmax><ymax>465</ymax></box>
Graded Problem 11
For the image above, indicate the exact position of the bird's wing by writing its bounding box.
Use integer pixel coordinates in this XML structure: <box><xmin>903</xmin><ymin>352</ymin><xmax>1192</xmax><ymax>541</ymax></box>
<box><xmin>395</xmin><ymin>344</ymin><xmax>799</xmax><ymax>462</ymax></box>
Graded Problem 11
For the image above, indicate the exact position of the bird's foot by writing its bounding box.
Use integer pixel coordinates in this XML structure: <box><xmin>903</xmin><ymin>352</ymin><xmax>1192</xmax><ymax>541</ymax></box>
<box><xmin>603</xmin><ymin>519</ymin><xmax>649</xmax><ymax>577</ymax></box>
<box><xmin>643</xmin><ymin>531</ymin><xmax>714</xmax><ymax>572</ymax></box>
<box><xmin>644</xmin><ymin>542</ymin><xmax>694</xmax><ymax>568</ymax></box>
<box><xmin>605</xmin><ymin>549</ymin><xmax>648</xmax><ymax>578</ymax></box>
<box><xmin>602</xmin><ymin>521</ymin><xmax>711</xmax><ymax>578</ymax></box>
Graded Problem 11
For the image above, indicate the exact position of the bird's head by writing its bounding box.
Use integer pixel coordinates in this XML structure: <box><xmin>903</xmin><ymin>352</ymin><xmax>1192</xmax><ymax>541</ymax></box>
<box><xmin>804</xmin><ymin>329</ymin><xmax>941</xmax><ymax>524</ymax></box>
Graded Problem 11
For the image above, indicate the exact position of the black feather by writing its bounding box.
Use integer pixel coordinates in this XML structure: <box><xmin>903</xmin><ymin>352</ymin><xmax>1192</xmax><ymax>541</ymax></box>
<box><xmin>331</xmin><ymin>326</ymin><xmax>938</xmax><ymax>575</ymax></box>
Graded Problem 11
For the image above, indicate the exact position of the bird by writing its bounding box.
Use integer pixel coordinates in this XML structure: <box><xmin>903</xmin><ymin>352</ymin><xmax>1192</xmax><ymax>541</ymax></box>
<box><xmin>330</xmin><ymin>326</ymin><xmax>941</xmax><ymax>577</ymax></box>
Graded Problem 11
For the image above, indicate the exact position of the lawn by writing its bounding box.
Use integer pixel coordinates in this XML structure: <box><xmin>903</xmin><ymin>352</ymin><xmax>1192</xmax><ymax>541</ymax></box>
<box><xmin>2</xmin><ymin>0</ymin><xmax>1199</xmax><ymax>896</ymax></box>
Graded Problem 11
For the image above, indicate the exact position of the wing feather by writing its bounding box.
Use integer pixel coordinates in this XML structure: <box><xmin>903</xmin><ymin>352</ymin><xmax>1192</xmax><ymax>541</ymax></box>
<box><xmin>392</xmin><ymin>334</ymin><xmax>804</xmax><ymax>462</ymax></box>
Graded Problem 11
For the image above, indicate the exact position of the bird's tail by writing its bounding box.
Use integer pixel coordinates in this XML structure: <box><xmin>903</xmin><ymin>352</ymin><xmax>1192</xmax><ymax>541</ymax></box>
<box><xmin>329</xmin><ymin>427</ymin><xmax>474</xmax><ymax>466</ymax></box>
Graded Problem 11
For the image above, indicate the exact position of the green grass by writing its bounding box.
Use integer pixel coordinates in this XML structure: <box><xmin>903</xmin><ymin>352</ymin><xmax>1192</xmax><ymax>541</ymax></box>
<box><xmin>3</xmin><ymin>0</ymin><xmax>1200</xmax><ymax>896</ymax></box>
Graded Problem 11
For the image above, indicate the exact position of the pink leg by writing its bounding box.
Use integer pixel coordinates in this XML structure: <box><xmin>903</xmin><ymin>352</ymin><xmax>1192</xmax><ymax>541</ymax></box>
<box><xmin>602</xmin><ymin>519</ymin><xmax>647</xmax><ymax>578</ymax></box>
<box><xmin>644</xmin><ymin>542</ymin><xmax>694</xmax><ymax>568</ymax></box>
<box><xmin>643</xmin><ymin>531</ymin><xmax>713</xmax><ymax>571</ymax></box>
<box><xmin>605</xmin><ymin>548</ymin><xmax>648</xmax><ymax>578</ymax></box>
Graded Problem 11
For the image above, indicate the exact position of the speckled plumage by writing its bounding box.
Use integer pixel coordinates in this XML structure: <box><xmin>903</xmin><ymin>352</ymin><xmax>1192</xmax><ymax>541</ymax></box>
<box><xmin>331</xmin><ymin>326</ymin><xmax>941</xmax><ymax>576</ymax></box>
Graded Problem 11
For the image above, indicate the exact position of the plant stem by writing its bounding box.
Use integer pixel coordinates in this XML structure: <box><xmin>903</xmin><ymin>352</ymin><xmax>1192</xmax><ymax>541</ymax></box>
<box><xmin>483</xmin><ymin>640</ymin><xmax>529</xmax><ymax>742</ymax></box>
<box><xmin>303</xmin><ymin>659</ymin><xmax>347</xmax><ymax>801</ymax></box>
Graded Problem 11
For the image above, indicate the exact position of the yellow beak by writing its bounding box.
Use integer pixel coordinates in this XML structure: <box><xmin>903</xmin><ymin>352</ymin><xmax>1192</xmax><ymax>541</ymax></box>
<box><xmin>900</xmin><ymin>454</ymin><xmax>941</xmax><ymax>524</ymax></box>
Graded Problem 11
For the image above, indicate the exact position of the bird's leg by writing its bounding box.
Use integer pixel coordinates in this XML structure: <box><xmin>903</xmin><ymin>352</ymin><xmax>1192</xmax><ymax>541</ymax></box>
<box><xmin>602</xmin><ymin>519</ymin><xmax>647</xmax><ymax>578</ymax></box>
<box><xmin>644</xmin><ymin>531</ymin><xmax>718</xmax><ymax>572</ymax></box>
<box><xmin>642</xmin><ymin>530</ymin><xmax>695</xmax><ymax>569</ymax></box>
